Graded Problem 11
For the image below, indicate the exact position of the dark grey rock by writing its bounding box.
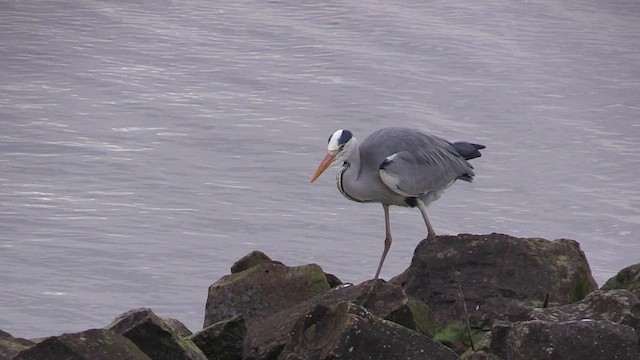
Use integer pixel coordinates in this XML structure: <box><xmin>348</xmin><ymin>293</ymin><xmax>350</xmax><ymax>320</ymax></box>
<box><xmin>13</xmin><ymin>328</ymin><xmax>151</xmax><ymax>360</ymax></box>
<box><xmin>244</xmin><ymin>279</ymin><xmax>436</xmax><ymax>360</ymax></box>
<box><xmin>602</xmin><ymin>263</ymin><xmax>640</xmax><ymax>298</ymax></box>
<box><xmin>106</xmin><ymin>308</ymin><xmax>206</xmax><ymax>360</ymax></box>
<box><xmin>0</xmin><ymin>330</ymin><xmax>33</xmax><ymax>359</ymax></box>
<box><xmin>529</xmin><ymin>289</ymin><xmax>640</xmax><ymax>352</ymax></box>
<box><xmin>163</xmin><ymin>317</ymin><xmax>194</xmax><ymax>338</ymax></box>
<box><xmin>465</xmin><ymin>351</ymin><xmax>503</xmax><ymax>360</ymax></box>
<box><xmin>529</xmin><ymin>289</ymin><xmax>639</xmax><ymax>322</ymax></box>
<box><xmin>230</xmin><ymin>251</ymin><xmax>276</xmax><ymax>274</ymax></box>
<box><xmin>397</xmin><ymin>233</ymin><xmax>597</xmax><ymax>330</ymax></box>
<box><xmin>188</xmin><ymin>315</ymin><xmax>245</xmax><ymax>360</ymax></box>
<box><xmin>490</xmin><ymin>320</ymin><xmax>638</xmax><ymax>360</ymax></box>
<box><xmin>278</xmin><ymin>301</ymin><xmax>459</xmax><ymax>360</ymax></box>
<box><xmin>323</xmin><ymin>272</ymin><xmax>343</xmax><ymax>288</ymax></box>
<box><xmin>204</xmin><ymin>262</ymin><xmax>331</xmax><ymax>327</ymax></box>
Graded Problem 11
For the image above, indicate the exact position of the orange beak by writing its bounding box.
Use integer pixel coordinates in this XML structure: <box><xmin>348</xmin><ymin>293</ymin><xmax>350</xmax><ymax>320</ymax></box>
<box><xmin>310</xmin><ymin>151</ymin><xmax>337</xmax><ymax>183</ymax></box>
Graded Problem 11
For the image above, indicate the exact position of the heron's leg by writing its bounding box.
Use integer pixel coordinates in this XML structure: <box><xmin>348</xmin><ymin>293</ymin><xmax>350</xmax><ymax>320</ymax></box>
<box><xmin>417</xmin><ymin>199</ymin><xmax>436</xmax><ymax>239</ymax></box>
<box><xmin>374</xmin><ymin>204</ymin><xmax>392</xmax><ymax>279</ymax></box>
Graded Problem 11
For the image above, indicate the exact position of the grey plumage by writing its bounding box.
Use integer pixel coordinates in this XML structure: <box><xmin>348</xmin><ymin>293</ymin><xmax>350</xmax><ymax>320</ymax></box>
<box><xmin>341</xmin><ymin>127</ymin><xmax>477</xmax><ymax>206</ymax></box>
<box><xmin>311</xmin><ymin>127</ymin><xmax>484</xmax><ymax>279</ymax></box>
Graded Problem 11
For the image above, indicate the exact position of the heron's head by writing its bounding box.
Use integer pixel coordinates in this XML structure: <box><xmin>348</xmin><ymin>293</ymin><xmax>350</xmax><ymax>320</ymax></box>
<box><xmin>310</xmin><ymin>129</ymin><xmax>355</xmax><ymax>183</ymax></box>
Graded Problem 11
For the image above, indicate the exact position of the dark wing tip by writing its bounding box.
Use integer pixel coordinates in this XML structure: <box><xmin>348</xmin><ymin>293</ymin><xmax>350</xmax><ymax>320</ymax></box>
<box><xmin>457</xmin><ymin>173</ymin><xmax>474</xmax><ymax>182</ymax></box>
<box><xmin>453</xmin><ymin>141</ymin><xmax>485</xmax><ymax>160</ymax></box>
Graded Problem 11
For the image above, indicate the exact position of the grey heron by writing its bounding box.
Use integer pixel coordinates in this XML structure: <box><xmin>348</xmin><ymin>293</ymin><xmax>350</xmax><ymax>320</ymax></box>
<box><xmin>310</xmin><ymin>127</ymin><xmax>484</xmax><ymax>279</ymax></box>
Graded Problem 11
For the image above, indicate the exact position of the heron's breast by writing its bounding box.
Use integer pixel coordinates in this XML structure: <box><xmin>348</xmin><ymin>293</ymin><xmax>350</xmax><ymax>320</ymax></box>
<box><xmin>339</xmin><ymin>173</ymin><xmax>406</xmax><ymax>206</ymax></box>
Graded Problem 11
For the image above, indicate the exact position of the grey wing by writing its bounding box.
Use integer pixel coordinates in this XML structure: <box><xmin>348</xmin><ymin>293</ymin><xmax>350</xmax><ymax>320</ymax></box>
<box><xmin>377</xmin><ymin>133</ymin><xmax>475</xmax><ymax>197</ymax></box>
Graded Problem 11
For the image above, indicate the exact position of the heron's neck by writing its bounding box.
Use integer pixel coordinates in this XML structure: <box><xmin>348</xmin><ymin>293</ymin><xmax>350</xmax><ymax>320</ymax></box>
<box><xmin>342</xmin><ymin>139</ymin><xmax>361</xmax><ymax>174</ymax></box>
<box><xmin>337</xmin><ymin>141</ymin><xmax>364</xmax><ymax>202</ymax></box>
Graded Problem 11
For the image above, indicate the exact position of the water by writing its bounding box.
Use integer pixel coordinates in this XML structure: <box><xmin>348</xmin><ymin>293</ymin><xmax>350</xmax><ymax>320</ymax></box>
<box><xmin>1</xmin><ymin>0</ymin><xmax>639</xmax><ymax>339</ymax></box>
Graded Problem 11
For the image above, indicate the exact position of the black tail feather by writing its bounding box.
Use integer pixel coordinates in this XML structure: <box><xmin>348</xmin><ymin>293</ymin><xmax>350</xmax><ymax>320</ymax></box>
<box><xmin>453</xmin><ymin>141</ymin><xmax>485</xmax><ymax>160</ymax></box>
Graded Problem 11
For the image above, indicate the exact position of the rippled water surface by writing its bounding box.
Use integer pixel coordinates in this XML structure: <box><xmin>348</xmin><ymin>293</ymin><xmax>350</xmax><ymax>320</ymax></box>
<box><xmin>1</xmin><ymin>0</ymin><xmax>639</xmax><ymax>338</ymax></box>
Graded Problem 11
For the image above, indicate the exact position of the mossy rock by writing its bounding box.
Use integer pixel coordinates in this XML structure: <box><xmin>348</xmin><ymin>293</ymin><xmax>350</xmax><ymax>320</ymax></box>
<box><xmin>490</xmin><ymin>320</ymin><xmax>637</xmax><ymax>360</ymax></box>
<box><xmin>401</xmin><ymin>234</ymin><xmax>598</xmax><ymax>331</ymax></box>
<box><xmin>230</xmin><ymin>251</ymin><xmax>275</xmax><ymax>273</ymax></box>
<box><xmin>388</xmin><ymin>297</ymin><xmax>437</xmax><ymax>338</ymax></box>
<box><xmin>0</xmin><ymin>330</ymin><xmax>34</xmax><ymax>359</ymax></box>
<box><xmin>106</xmin><ymin>308</ymin><xmax>207</xmax><ymax>360</ymax></box>
<box><xmin>204</xmin><ymin>262</ymin><xmax>331</xmax><ymax>327</ymax></box>
<box><xmin>244</xmin><ymin>279</ymin><xmax>439</xmax><ymax>360</ymax></box>
<box><xmin>602</xmin><ymin>263</ymin><xmax>640</xmax><ymax>298</ymax></box>
<box><xmin>570</xmin><ymin>265</ymin><xmax>596</xmax><ymax>303</ymax></box>
<box><xmin>279</xmin><ymin>301</ymin><xmax>459</xmax><ymax>360</ymax></box>
<box><xmin>13</xmin><ymin>329</ymin><xmax>151</xmax><ymax>360</ymax></box>
<box><xmin>188</xmin><ymin>315</ymin><xmax>246</xmax><ymax>360</ymax></box>
<box><xmin>434</xmin><ymin>320</ymin><xmax>486</xmax><ymax>355</ymax></box>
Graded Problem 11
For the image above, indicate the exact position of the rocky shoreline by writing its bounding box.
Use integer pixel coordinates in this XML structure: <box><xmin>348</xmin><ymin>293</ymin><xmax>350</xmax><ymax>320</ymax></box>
<box><xmin>2</xmin><ymin>233</ymin><xmax>639</xmax><ymax>360</ymax></box>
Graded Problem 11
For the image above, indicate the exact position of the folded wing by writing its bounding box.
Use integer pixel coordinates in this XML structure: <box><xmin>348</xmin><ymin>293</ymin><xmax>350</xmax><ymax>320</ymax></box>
<box><xmin>377</xmin><ymin>133</ymin><xmax>475</xmax><ymax>198</ymax></box>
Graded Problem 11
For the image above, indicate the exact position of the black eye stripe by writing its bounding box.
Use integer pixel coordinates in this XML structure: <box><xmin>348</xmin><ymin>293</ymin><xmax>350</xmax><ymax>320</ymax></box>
<box><xmin>338</xmin><ymin>130</ymin><xmax>352</xmax><ymax>145</ymax></box>
<box><xmin>328</xmin><ymin>130</ymin><xmax>353</xmax><ymax>146</ymax></box>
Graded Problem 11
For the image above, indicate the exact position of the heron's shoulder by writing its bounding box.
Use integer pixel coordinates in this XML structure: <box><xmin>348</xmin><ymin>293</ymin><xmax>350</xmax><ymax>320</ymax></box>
<box><xmin>362</xmin><ymin>127</ymin><xmax>450</xmax><ymax>149</ymax></box>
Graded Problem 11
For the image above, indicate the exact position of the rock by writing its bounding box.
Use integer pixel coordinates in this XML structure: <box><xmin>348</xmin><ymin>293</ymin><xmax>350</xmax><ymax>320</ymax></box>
<box><xmin>460</xmin><ymin>331</ymin><xmax>493</xmax><ymax>359</ymax></box>
<box><xmin>323</xmin><ymin>272</ymin><xmax>343</xmax><ymax>288</ymax></box>
<box><xmin>489</xmin><ymin>320</ymin><xmax>638</xmax><ymax>360</ymax></box>
<box><xmin>188</xmin><ymin>315</ymin><xmax>246</xmax><ymax>360</ymax></box>
<box><xmin>244</xmin><ymin>279</ymin><xmax>436</xmax><ymax>360</ymax></box>
<box><xmin>203</xmin><ymin>262</ymin><xmax>331</xmax><ymax>327</ymax></box>
<box><xmin>529</xmin><ymin>289</ymin><xmax>640</xmax><ymax>351</ymax></box>
<box><xmin>12</xmin><ymin>328</ymin><xmax>151</xmax><ymax>360</ymax></box>
<box><xmin>106</xmin><ymin>308</ymin><xmax>207</xmax><ymax>360</ymax></box>
<box><xmin>602</xmin><ymin>263</ymin><xmax>640</xmax><ymax>298</ymax></box>
<box><xmin>346</xmin><ymin>279</ymin><xmax>436</xmax><ymax>337</ymax></box>
<box><xmin>465</xmin><ymin>351</ymin><xmax>503</xmax><ymax>360</ymax></box>
<box><xmin>163</xmin><ymin>317</ymin><xmax>194</xmax><ymax>338</ymax></box>
<box><xmin>529</xmin><ymin>289</ymin><xmax>640</xmax><ymax>323</ymax></box>
<box><xmin>230</xmin><ymin>251</ymin><xmax>276</xmax><ymax>274</ymax></box>
<box><xmin>397</xmin><ymin>233</ymin><xmax>597</xmax><ymax>329</ymax></box>
<box><xmin>0</xmin><ymin>330</ymin><xmax>33</xmax><ymax>359</ymax></box>
<box><xmin>278</xmin><ymin>301</ymin><xmax>459</xmax><ymax>360</ymax></box>
<box><xmin>433</xmin><ymin>320</ymin><xmax>486</xmax><ymax>355</ymax></box>
<box><xmin>230</xmin><ymin>251</ymin><xmax>342</xmax><ymax>288</ymax></box>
